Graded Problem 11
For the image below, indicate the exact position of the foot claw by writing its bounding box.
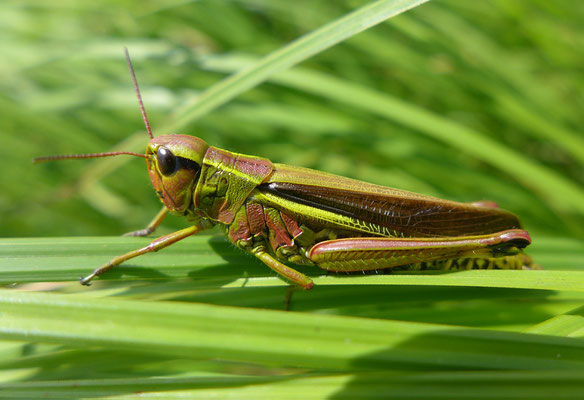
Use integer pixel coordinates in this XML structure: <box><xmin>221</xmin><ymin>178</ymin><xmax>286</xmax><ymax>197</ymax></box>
<box><xmin>123</xmin><ymin>228</ymin><xmax>152</xmax><ymax>237</ymax></box>
<box><xmin>79</xmin><ymin>275</ymin><xmax>94</xmax><ymax>286</ymax></box>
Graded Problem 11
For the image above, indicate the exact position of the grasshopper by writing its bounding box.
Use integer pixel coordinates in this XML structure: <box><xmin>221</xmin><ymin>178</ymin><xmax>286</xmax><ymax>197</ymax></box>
<box><xmin>35</xmin><ymin>50</ymin><xmax>533</xmax><ymax>289</ymax></box>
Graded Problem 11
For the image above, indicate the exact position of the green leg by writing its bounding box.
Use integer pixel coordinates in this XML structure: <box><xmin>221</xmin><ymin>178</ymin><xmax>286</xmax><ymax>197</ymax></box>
<box><xmin>226</xmin><ymin>203</ymin><xmax>313</xmax><ymax>290</ymax></box>
<box><xmin>80</xmin><ymin>224</ymin><xmax>200</xmax><ymax>285</ymax></box>
<box><xmin>123</xmin><ymin>206</ymin><xmax>169</xmax><ymax>237</ymax></box>
<box><xmin>253</xmin><ymin>249</ymin><xmax>314</xmax><ymax>290</ymax></box>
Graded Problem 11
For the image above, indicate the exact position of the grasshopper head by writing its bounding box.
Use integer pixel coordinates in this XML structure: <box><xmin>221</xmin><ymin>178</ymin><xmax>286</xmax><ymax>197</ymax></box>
<box><xmin>146</xmin><ymin>134</ymin><xmax>209</xmax><ymax>213</ymax></box>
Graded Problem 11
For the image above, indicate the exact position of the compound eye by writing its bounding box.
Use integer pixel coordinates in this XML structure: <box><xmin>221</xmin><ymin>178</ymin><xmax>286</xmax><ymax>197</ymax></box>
<box><xmin>157</xmin><ymin>146</ymin><xmax>176</xmax><ymax>176</ymax></box>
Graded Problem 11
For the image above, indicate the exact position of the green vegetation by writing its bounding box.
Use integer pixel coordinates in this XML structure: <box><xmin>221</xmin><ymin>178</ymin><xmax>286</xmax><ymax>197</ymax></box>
<box><xmin>1</xmin><ymin>0</ymin><xmax>583</xmax><ymax>398</ymax></box>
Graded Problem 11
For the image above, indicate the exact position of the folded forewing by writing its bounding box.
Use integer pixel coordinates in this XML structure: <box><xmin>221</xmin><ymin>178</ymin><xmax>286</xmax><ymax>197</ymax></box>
<box><xmin>259</xmin><ymin>164</ymin><xmax>521</xmax><ymax>238</ymax></box>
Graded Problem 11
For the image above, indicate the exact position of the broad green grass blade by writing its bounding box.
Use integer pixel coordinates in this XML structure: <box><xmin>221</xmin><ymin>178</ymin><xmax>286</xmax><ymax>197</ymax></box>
<box><xmin>166</xmin><ymin>0</ymin><xmax>431</xmax><ymax>131</ymax></box>
<box><xmin>2</xmin><ymin>290</ymin><xmax>584</xmax><ymax>371</ymax></box>
<box><xmin>1</xmin><ymin>236</ymin><xmax>583</xmax><ymax>292</ymax></box>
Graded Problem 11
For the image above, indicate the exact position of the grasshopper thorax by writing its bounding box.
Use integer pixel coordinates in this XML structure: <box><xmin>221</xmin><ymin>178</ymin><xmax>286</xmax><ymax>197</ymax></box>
<box><xmin>146</xmin><ymin>134</ymin><xmax>209</xmax><ymax>213</ymax></box>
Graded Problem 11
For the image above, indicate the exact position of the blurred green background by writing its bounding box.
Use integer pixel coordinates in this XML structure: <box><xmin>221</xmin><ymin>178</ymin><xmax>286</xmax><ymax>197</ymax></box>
<box><xmin>2</xmin><ymin>0</ymin><xmax>583</xmax><ymax>241</ymax></box>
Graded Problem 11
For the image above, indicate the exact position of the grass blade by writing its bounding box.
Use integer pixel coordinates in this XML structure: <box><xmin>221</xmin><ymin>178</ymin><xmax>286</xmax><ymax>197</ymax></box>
<box><xmin>1</xmin><ymin>236</ymin><xmax>583</xmax><ymax>292</ymax></box>
<box><xmin>200</xmin><ymin>55</ymin><xmax>584</xmax><ymax>215</ymax></box>
<box><xmin>2</xmin><ymin>371</ymin><xmax>584</xmax><ymax>400</ymax></box>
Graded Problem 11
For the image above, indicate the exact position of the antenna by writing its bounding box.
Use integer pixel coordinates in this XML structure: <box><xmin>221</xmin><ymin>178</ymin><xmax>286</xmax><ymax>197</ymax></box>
<box><xmin>33</xmin><ymin>151</ymin><xmax>147</xmax><ymax>164</ymax></box>
<box><xmin>124</xmin><ymin>47</ymin><xmax>153</xmax><ymax>139</ymax></box>
<box><xmin>33</xmin><ymin>49</ymin><xmax>152</xmax><ymax>164</ymax></box>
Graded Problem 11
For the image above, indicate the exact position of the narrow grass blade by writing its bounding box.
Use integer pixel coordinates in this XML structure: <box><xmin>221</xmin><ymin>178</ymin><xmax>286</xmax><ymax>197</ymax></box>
<box><xmin>526</xmin><ymin>305</ymin><xmax>584</xmax><ymax>338</ymax></box>
<box><xmin>199</xmin><ymin>55</ymin><xmax>584</xmax><ymax>215</ymax></box>
<box><xmin>2</xmin><ymin>371</ymin><xmax>584</xmax><ymax>400</ymax></box>
<box><xmin>167</xmin><ymin>0</ymin><xmax>431</xmax><ymax>131</ymax></box>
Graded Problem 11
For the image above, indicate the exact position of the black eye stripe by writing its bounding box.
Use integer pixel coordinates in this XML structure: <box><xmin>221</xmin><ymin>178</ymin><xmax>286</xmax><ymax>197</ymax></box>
<box><xmin>176</xmin><ymin>156</ymin><xmax>200</xmax><ymax>172</ymax></box>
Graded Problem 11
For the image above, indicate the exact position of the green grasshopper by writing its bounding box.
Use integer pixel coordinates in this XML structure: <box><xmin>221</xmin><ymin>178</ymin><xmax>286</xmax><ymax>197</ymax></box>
<box><xmin>35</xmin><ymin>50</ymin><xmax>533</xmax><ymax>289</ymax></box>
